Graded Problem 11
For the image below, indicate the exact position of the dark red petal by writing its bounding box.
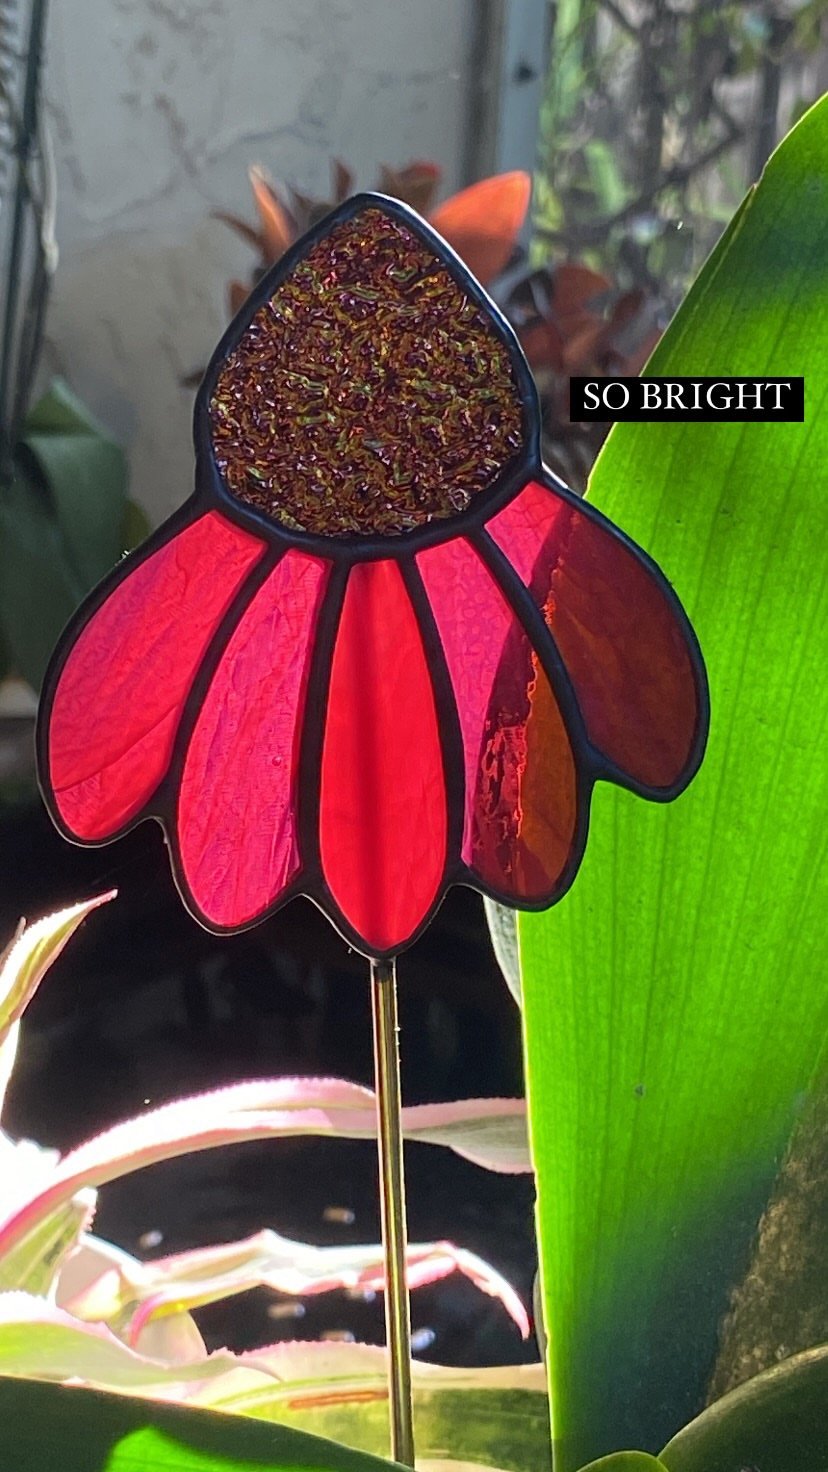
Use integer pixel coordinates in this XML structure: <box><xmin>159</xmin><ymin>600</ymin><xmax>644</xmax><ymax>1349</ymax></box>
<box><xmin>47</xmin><ymin>512</ymin><xmax>265</xmax><ymax>840</ymax></box>
<box><xmin>177</xmin><ymin>550</ymin><xmax>329</xmax><ymax>928</ymax></box>
<box><xmin>488</xmin><ymin>479</ymin><xmax>701</xmax><ymax>791</ymax></box>
<box><xmin>320</xmin><ymin>559</ymin><xmax>446</xmax><ymax>954</ymax></box>
<box><xmin>418</xmin><ymin>535</ymin><xmax>578</xmax><ymax>901</ymax></box>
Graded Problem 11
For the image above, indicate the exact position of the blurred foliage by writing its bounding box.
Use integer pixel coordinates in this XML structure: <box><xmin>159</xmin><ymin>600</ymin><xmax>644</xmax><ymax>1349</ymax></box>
<box><xmin>530</xmin><ymin>0</ymin><xmax>827</xmax><ymax>483</ymax></box>
<box><xmin>0</xmin><ymin>1</ymin><xmax>147</xmax><ymax>707</ymax></box>
<box><xmin>216</xmin><ymin>159</ymin><xmax>530</xmax><ymax>316</ymax></box>
<box><xmin>538</xmin><ymin>0</ymin><xmax>826</xmax><ymax>280</ymax></box>
<box><xmin>183</xmin><ymin>161</ymin><xmax>531</xmax><ymax>390</ymax></box>
<box><xmin>502</xmin><ymin>259</ymin><xmax>661</xmax><ymax>487</ymax></box>
<box><xmin>0</xmin><ymin>380</ymin><xmax>147</xmax><ymax>694</ymax></box>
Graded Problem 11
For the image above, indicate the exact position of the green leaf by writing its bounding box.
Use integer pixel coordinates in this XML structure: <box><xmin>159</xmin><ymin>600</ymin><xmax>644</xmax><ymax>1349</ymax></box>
<box><xmin>0</xmin><ymin>466</ymin><xmax>82</xmax><ymax>689</ymax></box>
<box><xmin>0</xmin><ymin>1194</ymin><xmax>93</xmax><ymax>1294</ymax></box>
<box><xmin>518</xmin><ymin>96</ymin><xmax>828</xmax><ymax>1469</ymax></box>
<box><xmin>660</xmin><ymin>1345</ymin><xmax>828</xmax><ymax>1472</ymax></box>
<box><xmin>21</xmin><ymin>378</ymin><xmax>128</xmax><ymax>591</ymax></box>
<box><xmin>583</xmin><ymin>140</ymin><xmax>627</xmax><ymax>216</ymax></box>
<box><xmin>0</xmin><ymin>1298</ymin><xmax>545</xmax><ymax>1470</ymax></box>
<box><xmin>120</xmin><ymin>496</ymin><xmax>152</xmax><ymax>550</ymax></box>
<box><xmin>0</xmin><ymin>893</ymin><xmax>115</xmax><ymax>1047</ymax></box>
<box><xmin>577</xmin><ymin>1457</ymin><xmax>668</xmax><ymax>1472</ymax></box>
<box><xmin>24</xmin><ymin>380</ymin><xmax>111</xmax><ymax>436</ymax></box>
<box><xmin>193</xmin><ymin>1344</ymin><xmax>549</xmax><ymax>1472</ymax></box>
<box><xmin>0</xmin><ymin>1375</ymin><xmax>404</xmax><ymax>1471</ymax></box>
<box><xmin>0</xmin><ymin>1293</ymin><xmax>248</xmax><ymax>1392</ymax></box>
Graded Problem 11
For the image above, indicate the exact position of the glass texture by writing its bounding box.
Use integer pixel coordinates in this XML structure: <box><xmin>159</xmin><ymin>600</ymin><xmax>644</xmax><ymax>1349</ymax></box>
<box><xmin>488</xmin><ymin>480</ymin><xmax>699</xmax><ymax>788</ymax></box>
<box><xmin>48</xmin><ymin>513</ymin><xmax>265</xmax><ymax>839</ymax></box>
<box><xmin>178</xmin><ymin>550</ymin><xmax>329</xmax><ymax>927</ymax></box>
<box><xmin>418</xmin><ymin>535</ymin><xmax>577</xmax><ymax>898</ymax></box>
<box><xmin>319</xmin><ymin>558</ymin><xmax>446</xmax><ymax>951</ymax></box>
<box><xmin>209</xmin><ymin>206</ymin><xmax>524</xmax><ymax>538</ymax></box>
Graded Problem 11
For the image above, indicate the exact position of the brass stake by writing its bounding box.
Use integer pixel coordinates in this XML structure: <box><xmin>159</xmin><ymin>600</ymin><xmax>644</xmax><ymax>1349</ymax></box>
<box><xmin>370</xmin><ymin>957</ymin><xmax>415</xmax><ymax>1467</ymax></box>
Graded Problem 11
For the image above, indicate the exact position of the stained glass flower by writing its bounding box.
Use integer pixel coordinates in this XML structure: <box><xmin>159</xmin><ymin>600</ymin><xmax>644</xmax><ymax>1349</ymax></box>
<box><xmin>37</xmin><ymin>196</ymin><xmax>708</xmax><ymax>961</ymax></box>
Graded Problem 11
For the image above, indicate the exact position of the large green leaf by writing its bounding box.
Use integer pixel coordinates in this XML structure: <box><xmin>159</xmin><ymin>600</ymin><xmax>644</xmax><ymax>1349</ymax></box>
<box><xmin>0</xmin><ymin>1376</ymin><xmax>403</xmax><ymax>1472</ymax></box>
<box><xmin>660</xmin><ymin>1345</ymin><xmax>828</xmax><ymax>1472</ymax></box>
<box><xmin>518</xmin><ymin>96</ymin><xmax>828</xmax><ymax>1468</ymax></box>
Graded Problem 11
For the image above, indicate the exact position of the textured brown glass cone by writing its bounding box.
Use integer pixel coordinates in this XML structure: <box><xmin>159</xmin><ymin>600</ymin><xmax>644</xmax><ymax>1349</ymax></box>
<box><xmin>209</xmin><ymin>207</ymin><xmax>525</xmax><ymax>539</ymax></box>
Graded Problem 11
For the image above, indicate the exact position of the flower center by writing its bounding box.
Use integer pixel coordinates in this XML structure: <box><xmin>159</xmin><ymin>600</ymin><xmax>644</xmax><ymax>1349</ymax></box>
<box><xmin>209</xmin><ymin>208</ymin><xmax>525</xmax><ymax>539</ymax></box>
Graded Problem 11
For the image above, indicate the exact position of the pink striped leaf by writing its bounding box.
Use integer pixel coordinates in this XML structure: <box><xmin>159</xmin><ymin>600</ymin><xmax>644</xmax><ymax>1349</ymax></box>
<box><xmin>0</xmin><ymin>1080</ymin><xmax>528</xmax><ymax>1273</ymax></box>
<box><xmin>0</xmin><ymin>1291</ymin><xmax>269</xmax><ymax>1393</ymax></box>
<box><xmin>59</xmin><ymin>1227</ymin><xmax>528</xmax><ymax>1343</ymax></box>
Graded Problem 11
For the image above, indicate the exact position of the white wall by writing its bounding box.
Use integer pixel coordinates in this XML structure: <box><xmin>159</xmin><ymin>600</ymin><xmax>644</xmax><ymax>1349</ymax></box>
<box><xmin>43</xmin><ymin>0</ymin><xmax>477</xmax><ymax>521</ymax></box>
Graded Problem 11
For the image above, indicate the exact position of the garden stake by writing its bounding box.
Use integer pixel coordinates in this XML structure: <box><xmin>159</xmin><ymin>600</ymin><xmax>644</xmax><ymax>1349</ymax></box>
<box><xmin>370</xmin><ymin>956</ymin><xmax>415</xmax><ymax>1467</ymax></box>
<box><xmin>36</xmin><ymin>195</ymin><xmax>708</xmax><ymax>964</ymax></box>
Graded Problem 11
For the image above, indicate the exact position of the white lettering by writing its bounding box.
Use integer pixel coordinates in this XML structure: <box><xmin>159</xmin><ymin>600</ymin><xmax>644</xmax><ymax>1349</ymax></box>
<box><xmin>735</xmin><ymin>381</ymin><xmax>764</xmax><ymax>409</ymax></box>
<box><xmin>603</xmin><ymin>381</ymin><xmax>630</xmax><ymax>411</ymax></box>
<box><xmin>707</xmin><ymin>382</ymin><xmax>733</xmax><ymax>410</ymax></box>
<box><xmin>765</xmin><ymin>381</ymin><xmax>789</xmax><ymax>411</ymax></box>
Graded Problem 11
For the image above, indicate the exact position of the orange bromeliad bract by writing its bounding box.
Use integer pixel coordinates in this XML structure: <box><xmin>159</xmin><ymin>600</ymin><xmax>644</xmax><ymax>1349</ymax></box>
<box><xmin>37</xmin><ymin>194</ymin><xmax>708</xmax><ymax>961</ymax></box>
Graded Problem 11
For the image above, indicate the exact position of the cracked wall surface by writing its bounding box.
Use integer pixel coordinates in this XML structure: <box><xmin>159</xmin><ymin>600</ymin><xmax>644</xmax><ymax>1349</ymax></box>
<box><xmin>43</xmin><ymin>0</ymin><xmax>476</xmax><ymax>521</ymax></box>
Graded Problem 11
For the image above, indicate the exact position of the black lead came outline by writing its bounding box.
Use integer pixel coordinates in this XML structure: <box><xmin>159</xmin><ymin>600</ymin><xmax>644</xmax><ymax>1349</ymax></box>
<box><xmin>36</xmin><ymin>193</ymin><xmax>710</xmax><ymax>961</ymax></box>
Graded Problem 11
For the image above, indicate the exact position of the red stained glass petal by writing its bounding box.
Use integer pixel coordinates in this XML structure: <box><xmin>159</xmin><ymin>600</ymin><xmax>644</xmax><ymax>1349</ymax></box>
<box><xmin>47</xmin><ymin>513</ymin><xmax>265</xmax><ymax>840</ymax></box>
<box><xmin>488</xmin><ymin>479</ymin><xmax>700</xmax><ymax>790</ymax></box>
<box><xmin>178</xmin><ymin>550</ymin><xmax>329</xmax><ymax>928</ymax></box>
<box><xmin>320</xmin><ymin>560</ymin><xmax>446</xmax><ymax>953</ymax></box>
<box><xmin>418</xmin><ymin>536</ymin><xmax>578</xmax><ymax>900</ymax></box>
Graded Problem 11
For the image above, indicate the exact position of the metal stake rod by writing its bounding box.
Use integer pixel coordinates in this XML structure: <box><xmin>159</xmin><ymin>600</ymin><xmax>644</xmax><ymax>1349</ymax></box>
<box><xmin>370</xmin><ymin>956</ymin><xmax>415</xmax><ymax>1467</ymax></box>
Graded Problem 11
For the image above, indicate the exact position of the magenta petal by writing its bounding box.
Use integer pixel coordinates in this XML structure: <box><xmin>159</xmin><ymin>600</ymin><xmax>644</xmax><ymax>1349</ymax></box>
<box><xmin>46</xmin><ymin>512</ymin><xmax>266</xmax><ymax>840</ymax></box>
<box><xmin>177</xmin><ymin>549</ymin><xmax>329</xmax><ymax>928</ymax></box>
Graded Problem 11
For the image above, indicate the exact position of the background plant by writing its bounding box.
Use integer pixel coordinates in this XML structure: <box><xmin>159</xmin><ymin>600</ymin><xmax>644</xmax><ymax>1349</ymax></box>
<box><xmin>0</xmin><ymin>894</ymin><xmax>550</xmax><ymax>1472</ymax></box>
<box><xmin>524</xmin><ymin>0</ymin><xmax>826</xmax><ymax>486</ymax></box>
<box><xmin>0</xmin><ymin>0</ymin><xmax>146</xmax><ymax>701</ymax></box>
